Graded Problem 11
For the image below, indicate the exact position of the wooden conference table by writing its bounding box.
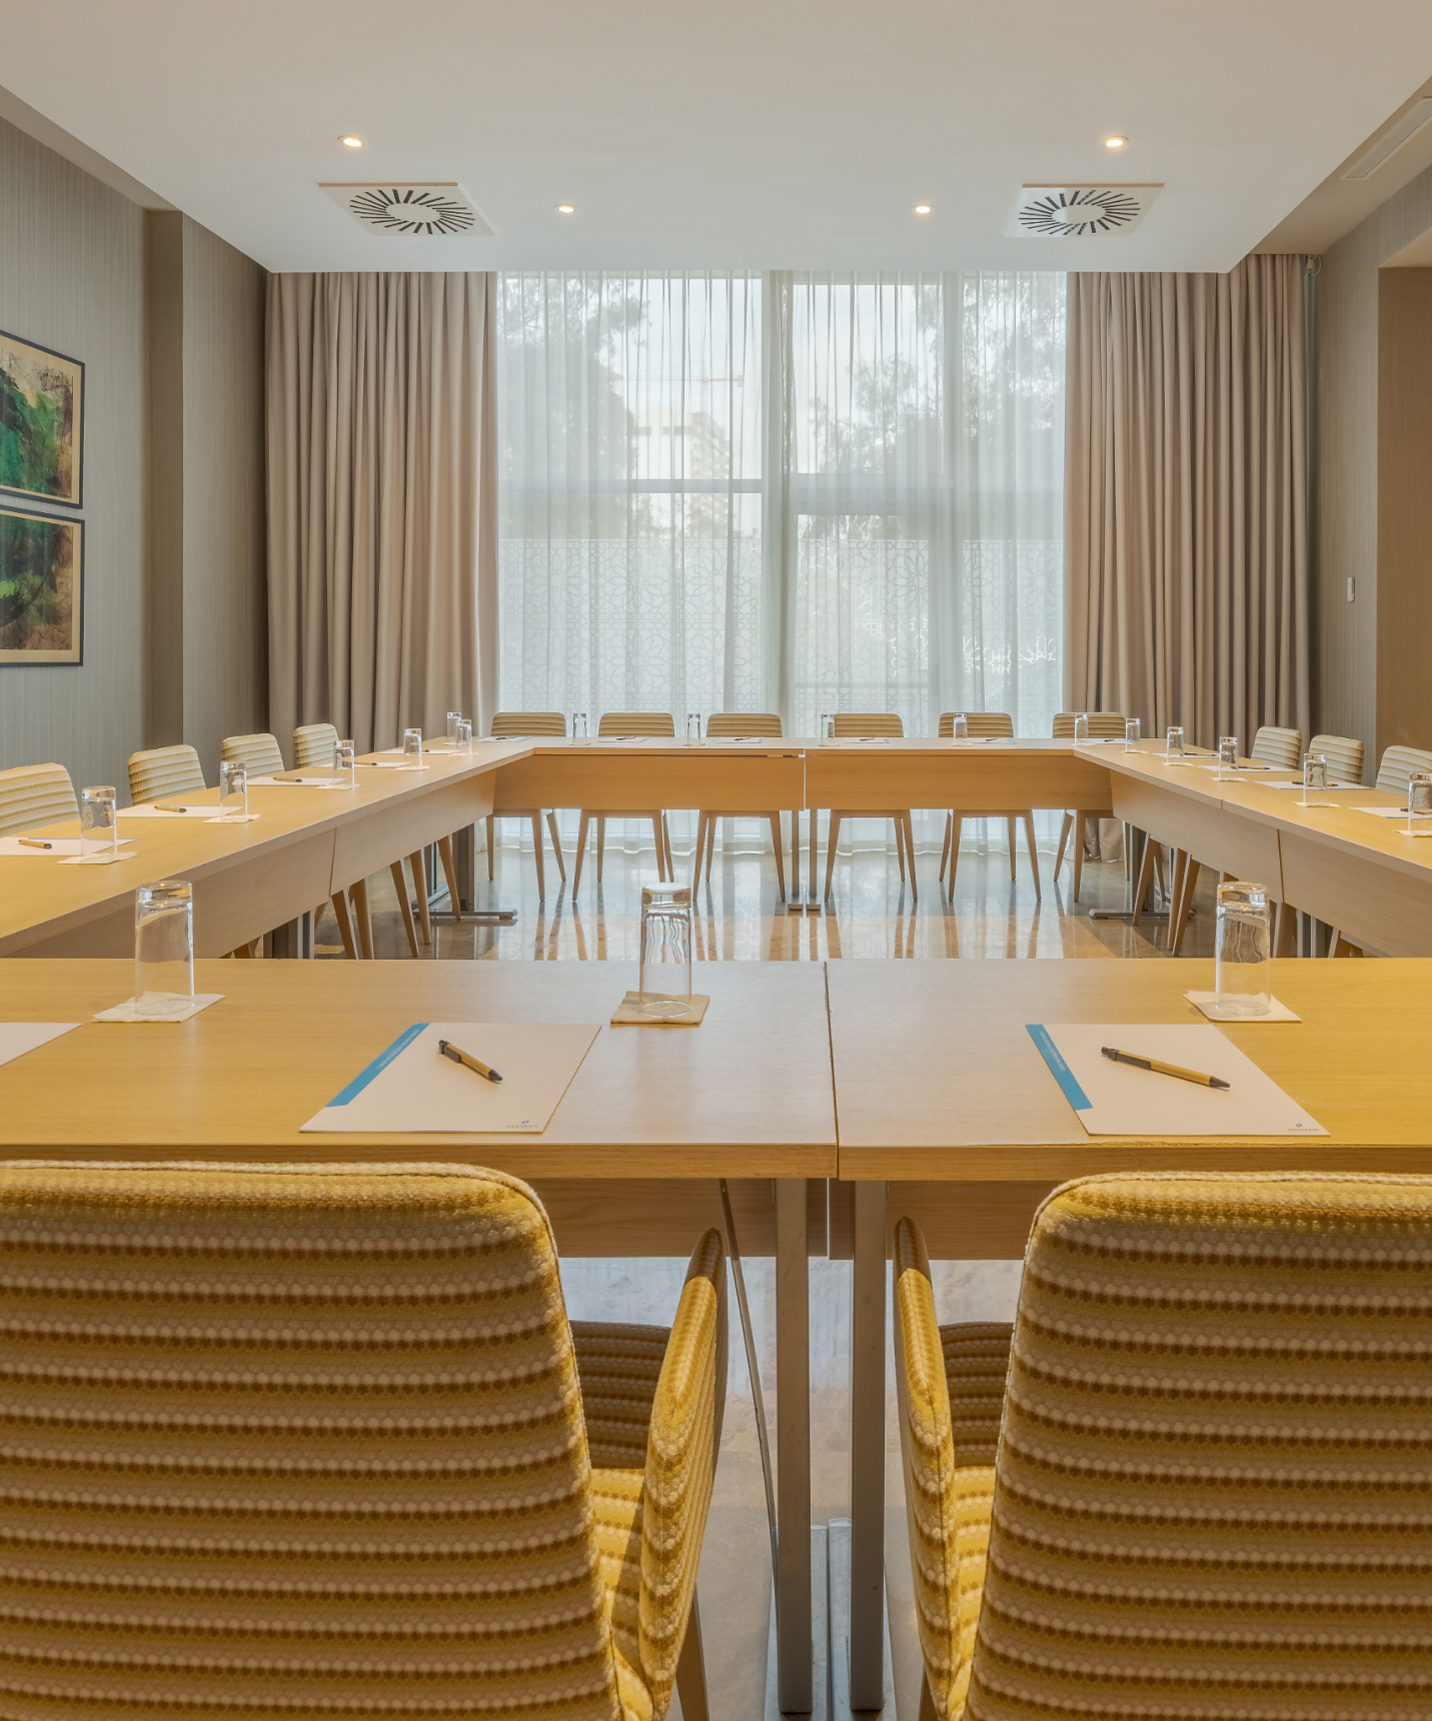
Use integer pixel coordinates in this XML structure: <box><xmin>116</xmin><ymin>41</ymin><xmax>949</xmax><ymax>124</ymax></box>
<box><xmin>828</xmin><ymin>956</ymin><xmax>1432</xmax><ymax>1710</ymax></box>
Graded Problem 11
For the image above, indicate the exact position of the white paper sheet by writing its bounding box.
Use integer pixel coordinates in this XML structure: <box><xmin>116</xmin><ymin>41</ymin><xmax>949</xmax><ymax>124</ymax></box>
<box><xmin>302</xmin><ymin>1021</ymin><xmax>602</xmax><ymax>1135</ymax></box>
<box><xmin>246</xmin><ymin>775</ymin><xmax>351</xmax><ymax>788</ymax></box>
<box><xmin>0</xmin><ymin>836</ymin><xmax>135</xmax><ymax>856</ymax></box>
<box><xmin>1254</xmin><ymin>779</ymin><xmax>1358</xmax><ymax>791</ymax></box>
<box><xmin>117</xmin><ymin>804</ymin><xmax>216</xmax><ymax>818</ymax></box>
<box><xmin>1028</xmin><ymin>1023</ymin><xmax>1326</xmax><ymax>1137</ymax></box>
<box><xmin>0</xmin><ymin>1023</ymin><xmax>79</xmax><ymax>1067</ymax></box>
<box><xmin>1354</xmin><ymin>805</ymin><xmax>1430</xmax><ymax>820</ymax></box>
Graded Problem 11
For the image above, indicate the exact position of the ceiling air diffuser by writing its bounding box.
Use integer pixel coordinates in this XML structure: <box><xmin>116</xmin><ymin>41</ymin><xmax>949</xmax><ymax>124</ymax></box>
<box><xmin>321</xmin><ymin>183</ymin><xmax>493</xmax><ymax>237</ymax></box>
<box><xmin>1007</xmin><ymin>185</ymin><xmax>1161</xmax><ymax>238</ymax></box>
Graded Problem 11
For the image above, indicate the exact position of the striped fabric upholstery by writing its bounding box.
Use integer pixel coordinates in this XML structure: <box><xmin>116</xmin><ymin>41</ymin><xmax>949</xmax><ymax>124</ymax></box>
<box><xmin>898</xmin><ymin>1173</ymin><xmax>1432</xmax><ymax>1719</ymax></box>
<box><xmin>0</xmin><ymin>1161</ymin><xmax>726</xmax><ymax>1721</ymax></box>
<box><xmin>832</xmin><ymin>713</ymin><xmax>904</xmax><ymax>738</ymax></box>
<box><xmin>491</xmin><ymin>712</ymin><xmax>568</xmax><ymax>738</ymax></box>
<box><xmin>221</xmin><ymin>732</ymin><xmax>286</xmax><ymax>774</ymax></box>
<box><xmin>597</xmin><ymin>713</ymin><xmax>676</xmax><ymax>738</ymax></box>
<box><xmin>704</xmin><ymin>713</ymin><xmax>782</xmax><ymax>738</ymax></box>
<box><xmin>1308</xmin><ymin>732</ymin><xmax>1366</xmax><ymax>784</ymax></box>
<box><xmin>1251</xmin><ymin>724</ymin><xmax>1303</xmax><ymax>770</ymax></box>
<box><xmin>293</xmin><ymin>723</ymin><xmax>340</xmax><ymax>767</ymax></box>
<box><xmin>127</xmin><ymin>745</ymin><xmax>205</xmax><ymax>804</ymax></box>
<box><xmin>939</xmin><ymin>713</ymin><xmax>1014</xmax><ymax>740</ymax></box>
<box><xmin>1051</xmin><ymin>711</ymin><xmax>1126</xmax><ymax>739</ymax></box>
<box><xmin>0</xmin><ymin>764</ymin><xmax>78</xmax><ymax>836</ymax></box>
<box><xmin>1375</xmin><ymin>743</ymin><xmax>1432</xmax><ymax>795</ymax></box>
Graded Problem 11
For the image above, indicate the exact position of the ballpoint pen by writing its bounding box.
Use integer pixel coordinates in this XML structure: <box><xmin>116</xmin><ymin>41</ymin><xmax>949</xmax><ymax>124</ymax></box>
<box><xmin>155</xmin><ymin>804</ymin><xmax>194</xmax><ymax>814</ymax></box>
<box><xmin>438</xmin><ymin>1039</ymin><xmax>503</xmax><ymax>1084</ymax></box>
<box><xmin>17</xmin><ymin>837</ymin><xmax>52</xmax><ymax>850</ymax></box>
<box><xmin>1101</xmin><ymin>1046</ymin><xmax>1230</xmax><ymax>1089</ymax></box>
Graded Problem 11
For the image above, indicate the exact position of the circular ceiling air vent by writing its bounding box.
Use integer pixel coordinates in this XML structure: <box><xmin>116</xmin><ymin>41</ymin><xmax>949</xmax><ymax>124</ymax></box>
<box><xmin>1007</xmin><ymin>184</ymin><xmax>1161</xmax><ymax>238</ymax></box>
<box><xmin>320</xmin><ymin>182</ymin><xmax>494</xmax><ymax>238</ymax></box>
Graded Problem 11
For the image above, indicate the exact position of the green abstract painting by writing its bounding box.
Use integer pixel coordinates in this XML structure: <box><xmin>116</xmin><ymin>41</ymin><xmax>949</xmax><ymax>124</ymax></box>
<box><xmin>0</xmin><ymin>506</ymin><xmax>83</xmax><ymax>665</ymax></box>
<box><xmin>0</xmin><ymin>330</ymin><xmax>84</xmax><ymax>509</ymax></box>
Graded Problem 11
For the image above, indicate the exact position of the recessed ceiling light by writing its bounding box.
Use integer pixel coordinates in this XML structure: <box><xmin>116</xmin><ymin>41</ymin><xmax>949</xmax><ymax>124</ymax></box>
<box><xmin>1104</xmin><ymin>135</ymin><xmax>1128</xmax><ymax>150</ymax></box>
<box><xmin>339</xmin><ymin>135</ymin><xmax>364</xmax><ymax>149</ymax></box>
<box><xmin>556</xmin><ymin>204</ymin><xmax>576</xmax><ymax>214</ymax></box>
<box><xmin>913</xmin><ymin>203</ymin><xmax>932</xmax><ymax>215</ymax></box>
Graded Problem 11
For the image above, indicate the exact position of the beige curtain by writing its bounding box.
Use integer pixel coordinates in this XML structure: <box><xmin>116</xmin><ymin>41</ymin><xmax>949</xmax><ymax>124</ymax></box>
<box><xmin>266</xmin><ymin>272</ymin><xmax>498</xmax><ymax>755</ymax></box>
<box><xmin>1064</xmin><ymin>257</ymin><xmax>1309</xmax><ymax>751</ymax></box>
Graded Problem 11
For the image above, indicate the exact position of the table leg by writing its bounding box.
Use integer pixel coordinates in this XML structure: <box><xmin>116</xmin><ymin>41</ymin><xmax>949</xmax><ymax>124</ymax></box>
<box><xmin>849</xmin><ymin>1180</ymin><xmax>887</xmax><ymax>1709</ymax></box>
<box><xmin>268</xmin><ymin>911</ymin><xmax>314</xmax><ymax>960</ymax></box>
<box><xmin>776</xmin><ymin>1178</ymin><xmax>812</xmax><ymax>1715</ymax></box>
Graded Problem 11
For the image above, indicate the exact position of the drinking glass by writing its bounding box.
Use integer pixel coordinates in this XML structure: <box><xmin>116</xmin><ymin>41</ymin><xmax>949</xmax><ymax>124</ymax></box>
<box><xmin>1302</xmin><ymin>751</ymin><xmax>1328</xmax><ymax>804</ymax></box>
<box><xmin>573</xmin><ymin>712</ymin><xmax>590</xmax><ymax>746</ymax></box>
<box><xmin>638</xmin><ymin>884</ymin><xmax>694</xmax><ymax>1019</ymax></box>
<box><xmin>403</xmin><ymin>728</ymin><xmax>423</xmax><ymax>767</ymax></box>
<box><xmin>1073</xmin><ymin>714</ymin><xmax>1089</xmax><ymax>743</ymax></box>
<box><xmin>79</xmin><ymin>786</ymin><xmax>118</xmax><ymax>862</ymax></box>
<box><xmin>338</xmin><ymin>739</ymin><xmax>357</xmax><ymax>783</ymax></box>
<box><xmin>446</xmin><ymin>711</ymin><xmax>461</xmax><ymax>745</ymax></box>
<box><xmin>1166</xmin><ymin>726</ymin><xmax>1185</xmax><ymax>758</ymax></box>
<box><xmin>1409</xmin><ymin>773</ymin><xmax>1432</xmax><ymax>834</ymax></box>
<box><xmin>820</xmin><ymin>713</ymin><xmax>835</xmax><ymax>742</ymax></box>
<box><xmin>686</xmin><ymin>712</ymin><xmax>703</xmax><ymax>745</ymax></box>
<box><xmin>1213</xmin><ymin>881</ymin><xmax>1272</xmax><ymax>1016</ymax></box>
<box><xmin>1124</xmin><ymin>718</ymin><xmax>1141</xmax><ymax>748</ymax></box>
<box><xmin>134</xmin><ymin>878</ymin><xmax>195</xmax><ymax>1019</ymax></box>
<box><xmin>218</xmin><ymin>760</ymin><xmax>248</xmax><ymax>821</ymax></box>
<box><xmin>1217</xmin><ymin>735</ymin><xmax>1239</xmax><ymax>779</ymax></box>
<box><xmin>456</xmin><ymin>719</ymin><xmax>473</xmax><ymax>752</ymax></box>
<box><xmin>952</xmin><ymin>713</ymin><xmax>968</xmax><ymax>741</ymax></box>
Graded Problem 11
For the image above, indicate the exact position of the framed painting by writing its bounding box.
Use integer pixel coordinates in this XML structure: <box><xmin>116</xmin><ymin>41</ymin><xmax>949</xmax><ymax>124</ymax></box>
<box><xmin>0</xmin><ymin>329</ymin><xmax>84</xmax><ymax>509</ymax></box>
<box><xmin>0</xmin><ymin>506</ymin><xmax>84</xmax><ymax>665</ymax></box>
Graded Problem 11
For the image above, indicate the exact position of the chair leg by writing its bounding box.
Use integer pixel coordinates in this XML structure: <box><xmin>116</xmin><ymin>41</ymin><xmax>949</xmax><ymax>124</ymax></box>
<box><xmin>546</xmin><ymin>812</ymin><xmax>566</xmax><ymax>881</ymax></box>
<box><xmin>674</xmin><ymin>1594</ymin><xmax>710</xmax><ymax>1721</ymax></box>
<box><xmin>330</xmin><ymin>891</ymin><xmax>358</xmax><ymax>960</ymax></box>
<box><xmin>409</xmin><ymin>852</ymin><xmax>432</xmax><ymax>945</ymax></box>
<box><xmin>947</xmin><ymin>815</ymin><xmax>963</xmax><ymax>893</ymax></box>
<box><xmin>572</xmin><ymin>813</ymin><xmax>590</xmax><ymax>899</ymax></box>
<box><xmin>1131</xmin><ymin>838</ymin><xmax>1157</xmax><ymax>925</ymax></box>
<box><xmin>1022</xmin><ymin>811</ymin><xmax>1041</xmax><ymax>900</ymax></box>
<box><xmin>939</xmin><ymin>812</ymin><xmax>953</xmax><ymax>883</ymax></box>
<box><xmin>1153</xmin><ymin>844</ymin><xmax>1169</xmax><ymax>901</ymax></box>
<box><xmin>485</xmin><ymin>814</ymin><xmax>495</xmax><ymax>881</ymax></box>
<box><xmin>1006</xmin><ymin>814</ymin><xmax>1018</xmax><ymax>882</ymax></box>
<box><xmin>1170</xmin><ymin>857</ymin><xmax>1200</xmax><ymax>956</ymax></box>
<box><xmin>390</xmin><ymin>862</ymin><xmax>420</xmax><ymax>958</ymax></box>
<box><xmin>437</xmin><ymin>834</ymin><xmax>462</xmax><ymax>915</ymax></box>
<box><xmin>1055</xmin><ymin>811</ymin><xmax>1074</xmax><ymax>876</ymax></box>
<box><xmin>1330</xmin><ymin>929</ymin><xmax>1364</xmax><ymax>958</ymax></box>
<box><xmin>824</xmin><ymin>813</ymin><xmax>842</xmax><ymax>899</ymax></box>
<box><xmin>350</xmin><ymin>878</ymin><xmax>375</xmax><ymax>960</ymax></box>
<box><xmin>530</xmin><ymin>813</ymin><xmax>546</xmax><ymax>900</ymax></box>
<box><xmin>904</xmin><ymin>812</ymin><xmax>918</xmax><ymax>901</ymax></box>
<box><xmin>770</xmin><ymin>813</ymin><xmax>786</xmax><ymax>902</ymax></box>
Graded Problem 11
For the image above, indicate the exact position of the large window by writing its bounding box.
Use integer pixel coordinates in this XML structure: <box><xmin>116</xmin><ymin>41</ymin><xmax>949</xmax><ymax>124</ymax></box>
<box><xmin>497</xmin><ymin>271</ymin><xmax>1065</xmax><ymax>737</ymax></box>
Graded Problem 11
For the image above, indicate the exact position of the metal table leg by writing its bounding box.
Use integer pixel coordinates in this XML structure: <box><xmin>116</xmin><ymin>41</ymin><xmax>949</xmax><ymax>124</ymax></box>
<box><xmin>848</xmin><ymin>1181</ymin><xmax>887</xmax><ymax>1709</ymax></box>
<box><xmin>776</xmin><ymin>1178</ymin><xmax>812</xmax><ymax>1713</ymax></box>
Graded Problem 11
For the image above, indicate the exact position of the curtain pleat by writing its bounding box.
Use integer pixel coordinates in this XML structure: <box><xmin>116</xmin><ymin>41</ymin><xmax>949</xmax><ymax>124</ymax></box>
<box><xmin>265</xmin><ymin>271</ymin><xmax>497</xmax><ymax>756</ymax></box>
<box><xmin>1064</xmin><ymin>258</ymin><xmax>1309</xmax><ymax>750</ymax></box>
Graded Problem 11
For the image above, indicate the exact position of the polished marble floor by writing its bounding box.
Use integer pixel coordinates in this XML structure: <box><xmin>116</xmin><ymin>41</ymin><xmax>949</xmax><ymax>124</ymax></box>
<box><xmin>315</xmin><ymin>824</ymin><xmax>1216</xmax><ymax>1718</ymax></box>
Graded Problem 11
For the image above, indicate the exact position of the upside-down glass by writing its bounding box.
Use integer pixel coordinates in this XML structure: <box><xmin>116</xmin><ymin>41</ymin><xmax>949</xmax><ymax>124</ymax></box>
<box><xmin>447</xmin><ymin>711</ymin><xmax>461</xmax><ymax>745</ymax></box>
<box><xmin>1124</xmin><ymin>718</ymin><xmax>1141</xmax><ymax>748</ymax></box>
<box><xmin>403</xmin><ymin>728</ymin><xmax>423</xmax><ymax>767</ymax></box>
<box><xmin>218</xmin><ymin>760</ymin><xmax>248</xmax><ymax>821</ymax></box>
<box><xmin>638</xmin><ymin>885</ymin><xmax>694</xmax><ymax>1019</ymax></box>
<box><xmin>1214</xmin><ymin>880</ymin><xmax>1272</xmax><ymax>1017</ymax></box>
<box><xmin>952</xmin><ymin>713</ymin><xmax>968</xmax><ymax>741</ymax></box>
<box><xmin>819</xmin><ymin>713</ymin><xmax>834</xmax><ymax>743</ymax></box>
<box><xmin>338</xmin><ymin>739</ymin><xmax>356</xmax><ymax>783</ymax></box>
<box><xmin>134</xmin><ymin>878</ymin><xmax>195</xmax><ymax>1019</ymax></box>
<box><xmin>456</xmin><ymin>719</ymin><xmax>472</xmax><ymax>752</ymax></box>
<box><xmin>1409</xmin><ymin>773</ymin><xmax>1432</xmax><ymax>834</ymax></box>
<box><xmin>686</xmin><ymin>712</ymin><xmax>703</xmax><ymax>745</ymax></box>
<box><xmin>1217</xmin><ymin>736</ymin><xmax>1239</xmax><ymax>779</ymax></box>
<box><xmin>1303</xmin><ymin>752</ymin><xmax>1328</xmax><ymax>804</ymax></box>
<box><xmin>573</xmin><ymin>712</ymin><xmax>589</xmax><ymax>746</ymax></box>
<box><xmin>1073</xmin><ymin>714</ymin><xmax>1089</xmax><ymax>743</ymax></box>
<box><xmin>79</xmin><ymin>785</ymin><xmax>118</xmax><ymax>862</ymax></box>
<box><xmin>1166</xmin><ymin>726</ymin><xmax>1185</xmax><ymax>758</ymax></box>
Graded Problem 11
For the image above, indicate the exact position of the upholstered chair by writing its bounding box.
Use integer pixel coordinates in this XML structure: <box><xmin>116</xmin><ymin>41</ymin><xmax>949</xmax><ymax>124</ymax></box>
<box><xmin>1307</xmin><ymin>731</ymin><xmax>1365</xmax><ymax>784</ymax></box>
<box><xmin>894</xmin><ymin>1172</ymin><xmax>1432</xmax><ymax>1720</ymax></box>
<box><xmin>1250</xmin><ymin>724</ymin><xmax>1303</xmax><ymax>770</ymax></box>
<box><xmin>1375</xmin><ymin>742</ymin><xmax>1432</xmax><ymax>794</ymax></box>
<box><xmin>936</xmin><ymin>712</ymin><xmax>1038</xmax><ymax>897</ymax></box>
<box><xmin>693</xmin><ymin>713</ymin><xmax>788</xmax><ymax>899</ymax></box>
<box><xmin>1050</xmin><ymin>711</ymin><xmax>1126</xmax><ymax>900</ymax></box>
<box><xmin>823</xmin><ymin>713</ymin><xmax>917</xmax><ymax>901</ymax></box>
<box><xmin>293</xmin><ymin>721</ymin><xmax>341</xmax><ymax>767</ymax></box>
<box><xmin>0</xmin><ymin>1160</ymin><xmax>727</xmax><ymax>1721</ymax></box>
<box><xmin>220</xmin><ymin>731</ymin><xmax>286</xmax><ymax>775</ymax></box>
<box><xmin>573</xmin><ymin>712</ymin><xmax>678</xmax><ymax>897</ymax></box>
<box><xmin>0</xmin><ymin>762</ymin><xmax>78</xmax><ymax>835</ymax></box>
<box><xmin>486</xmin><ymin>711</ymin><xmax>568</xmax><ymax>899</ymax></box>
<box><xmin>127</xmin><ymin>743</ymin><xmax>206</xmax><ymax>804</ymax></box>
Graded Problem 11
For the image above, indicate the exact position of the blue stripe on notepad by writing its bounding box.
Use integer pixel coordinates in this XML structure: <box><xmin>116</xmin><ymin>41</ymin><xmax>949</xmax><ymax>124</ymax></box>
<box><xmin>1026</xmin><ymin>1025</ymin><xmax>1091</xmax><ymax>1112</ymax></box>
<box><xmin>327</xmin><ymin>1023</ymin><xmax>428</xmax><ymax>1106</ymax></box>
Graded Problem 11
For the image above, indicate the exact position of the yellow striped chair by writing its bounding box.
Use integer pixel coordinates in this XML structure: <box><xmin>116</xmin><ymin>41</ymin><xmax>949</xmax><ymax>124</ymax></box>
<box><xmin>1051</xmin><ymin>712</ymin><xmax>1126</xmax><ymax>901</ymax></box>
<box><xmin>824</xmin><ymin>713</ymin><xmax>917</xmax><ymax>901</ymax></box>
<box><xmin>894</xmin><ymin>1172</ymin><xmax>1432</xmax><ymax>1720</ymax></box>
<box><xmin>693</xmin><ymin>713</ymin><xmax>788</xmax><ymax>901</ymax></box>
<box><xmin>1250</xmin><ymin>724</ymin><xmax>1303</xmax><ymax>771</ymax></box>
<box><xmin>127</xmin><ymin>744</ymin><xmax>205</xmax><ymax>805</ymax></box>
<box><xmin>1375</xmin><ymin>742</ymin><xmax>1432</xmax><ymax>794</ymax></box>
<box><xmin>0</xmin><ymin>1160</ymin><xmax>727</xmax><ymax>1721</ymax></box>
<box><xmin>486</xmin><ymin>711</ymin><xmax>568</xmax><ymax>900</ymax></box>
<box><xmin>937</xmin><ymin>713</ymin><xmax>1038</xmax><ymax>898</ymax></box>
<box><xmin>293</xmin><ymin>722</ymin><xmax>341</xmax><ymax>768</ymax></box>
<box><xmin>0</xmin><ymin>762</ymin><xmax>78</xmax><ymax>836</ymax></box>
<box><xmin>1307</xmin><ymin>731</ymin><xmax>1365</xmax><ymax>785</ymax></box>
<box><xmin>220</xmin><ymin>731</ymin><xmax>286</xmax><ymax>775</ymax></box>
<box><xmin>574</xmin><ymin>712</ymin><xmax>678</xmax><ymax>897</ymax></box>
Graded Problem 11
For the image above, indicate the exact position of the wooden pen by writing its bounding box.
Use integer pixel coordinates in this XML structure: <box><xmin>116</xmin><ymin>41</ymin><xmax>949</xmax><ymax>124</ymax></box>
<box><xmin>438</xmin><ymin>1039</ymin><xmax>503</xmax><ymax>1084</ymax></box>
<box><xmin>1101</xmin><ymin>1046</ymin><xmax>1230</xmax><ymax>1090</ymax></box>
<box><xmin>17</xmin><ymin>837</ymin><xmax>52</xmax><ymax>850</ymax></box>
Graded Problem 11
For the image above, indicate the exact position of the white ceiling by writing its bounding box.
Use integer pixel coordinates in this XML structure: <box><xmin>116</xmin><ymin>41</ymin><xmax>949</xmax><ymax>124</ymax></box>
<box><xmin>4</xmin><ymin>1</ymin><xmax>1432</xmax><ymax>273</ymax></box>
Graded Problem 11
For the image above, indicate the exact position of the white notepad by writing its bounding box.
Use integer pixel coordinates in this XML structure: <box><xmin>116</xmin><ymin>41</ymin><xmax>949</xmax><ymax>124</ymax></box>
<box><xmin>1254</xmin><ymin>778</ymin><xmax>1358</xmax><ymax>791</ymax></box>
<box><xmin>117</xmin><ymin>805</ymin><xmax>215</xmax><ymax>818</ymax></box>
<box><xmin>302</xmin><ymin>1021</ymin><xmax>602</xmax><ymax>1134</ymax></box>
<box><xmin>1027</xmin><ymin>1023</ymin><xmax>1326</xmax><ymax>1137</ymax></box>
<box><xmin>0</xmin><ymin>1023</ymin><xmax>79</xmax><ymax>1067</ymax></box>
<box><xmin>246</xmin><ymin>775</ymin><xmax>351</xmax><ymax>789</ymax></box>
<box><xmin>0</xmin><ymin>836</ymin><xmax>135</xmax><ymax>856</ymax></box>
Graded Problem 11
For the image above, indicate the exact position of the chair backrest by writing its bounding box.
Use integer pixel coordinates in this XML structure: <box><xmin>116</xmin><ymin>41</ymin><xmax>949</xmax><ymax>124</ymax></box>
<box><xmin>1250</xmin><ymin>724</ymin><xmax>1303</xmax><ymax>770</ymax></box>
<box><xmin>490</xmin><ymin>711</ymin><xmax>568</xmax><ymax>738</ymax></box>
<box><xmin>0</xmin><ymin>762</ymin><xmax>79</xmax><ymax>836</ymax></box>
<box><xmin>1052</xmin><ymin>710</ymin><xmax>1125</xmax><ymax>739</ymax></box>
<box><xmin>1308</xmin><ymin>731</ymin><xmax>1365</xmax><ymax>784</ymax></box>
<box><xmin>704</xmin><ymin>712</ymin><xmax>783</xmax><ymax>738</ymax></box>
<box><xmin>901</xmin><ymin>1172</ymin><xmax>1432</xmax><ymax>1720</ymax></box>
<box><xmin>597</xmin><ymin>711</ymin><xmax>676</xmax><ymax>738</ymax></box>
<box><xmin>0</xmin><ymin>1160</ymin><xmax>628</xmax><ymax>1721</ymax></box>
<box><xmin>221</xmin><ymin>731</ymin><xmax>285</xmax><ymax>774</ymax></box>
<box><xmin>127</xmin><ymin>743</ymin><xmax>206</xmax><ymax>804</ymax></box>
<box><xmin>293</xmin><ymin>722</ymin><xmax>340</xmax><ymax>768</ymax></box>
<box><xmin>938</xmin><ymin>711</ymin><xmax>1014</xmax><ymax>739</ymax></box>
<box><xmin>831</xmin><ymin>712</ymin><xmax>904</xmax><ymax>738</ymax></box>
<box><xmin>1376</xmin><ymin>742</ymin><xmax>1432</xmax><ymax>795</ymax></box>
